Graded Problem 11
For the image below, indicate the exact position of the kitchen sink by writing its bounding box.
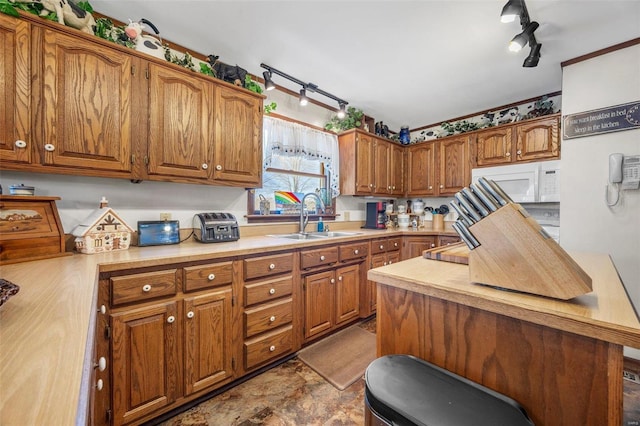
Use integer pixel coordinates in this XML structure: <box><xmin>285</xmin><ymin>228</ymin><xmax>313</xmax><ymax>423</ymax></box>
<box><xmin>267</xmin><ymin>231</ymin><xmax>362</xmax><ymax>240</ymax></box>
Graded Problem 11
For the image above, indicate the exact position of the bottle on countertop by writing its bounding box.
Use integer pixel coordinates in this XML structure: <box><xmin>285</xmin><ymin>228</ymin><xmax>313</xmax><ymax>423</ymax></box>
<box><xmin>317</xmin><ymin>216</ymin><xmax>324</xmax><ymax>232</ymax></box>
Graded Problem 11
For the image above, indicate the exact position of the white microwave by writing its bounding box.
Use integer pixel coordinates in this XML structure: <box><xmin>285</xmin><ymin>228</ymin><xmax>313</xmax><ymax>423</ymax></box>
<box><xmin>471</xmin><ymin>160</ymin><xmax>560</xmax><ymax>203</ymax></box>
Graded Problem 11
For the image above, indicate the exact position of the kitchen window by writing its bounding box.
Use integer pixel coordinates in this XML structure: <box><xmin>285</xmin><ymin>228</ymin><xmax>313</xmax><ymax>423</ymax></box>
<box><xmin>247</xmin><ymin>116</ymin><xmax>340</xmax><ymax>223</ymax></box>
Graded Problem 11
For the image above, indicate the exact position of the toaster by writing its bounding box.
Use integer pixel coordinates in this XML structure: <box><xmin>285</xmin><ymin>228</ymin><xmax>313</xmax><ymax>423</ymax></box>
<box><xmin>193</xmin><ymin>212</ymin><xmax>239</xmax><ymax>243</ymax></box>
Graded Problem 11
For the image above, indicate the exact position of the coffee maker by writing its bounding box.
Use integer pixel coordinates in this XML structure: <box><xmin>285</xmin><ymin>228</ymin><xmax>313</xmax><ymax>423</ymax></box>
<box><xmin>364</xmin><ymin>202</ymin><xmax>387</xmax><ymax>229</ymax></box>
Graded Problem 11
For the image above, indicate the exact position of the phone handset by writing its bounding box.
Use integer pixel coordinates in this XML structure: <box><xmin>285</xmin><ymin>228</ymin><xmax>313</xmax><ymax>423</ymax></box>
<box><xmin>606</xmin><ymin>153</ymin><xmax>623</xmax><ymax>207</ymax></box>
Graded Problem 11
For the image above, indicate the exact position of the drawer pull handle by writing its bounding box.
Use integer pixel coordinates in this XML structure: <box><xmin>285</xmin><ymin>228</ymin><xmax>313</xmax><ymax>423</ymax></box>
<box><xmin>187</xmin><ymin>311</ymin><xmax>195</xmax><ymax>319</ymax></box>
<box><xmin>96</xmin><ymin>379</ymin><xmax>103</xmax><ymax>391</ymax></box>
<box><xmin>142</xmin><ymin>284</ymin><xmax>152</xmax><ymax>292</ymax></box>
<box><xmin>269</xmin><ymin>315</ymin><xmax>276</xmax><ymax>322</ymax></box>
<box><xmin>354</xmin><ymin>249</ymin><xmax>359</xmax><ymax>255</ymax></box>
<box><xmin>269</xmin><ymin>345</ymin><xmax>276</xmax><ymax>352</ymax></box>
<box><xmin>269</xmin><ymin>288</ymin><xmax>276</xmax><ymax>295</ymax></box>
<box><xmin>167</xmin><ymin>316</ymin><xmax>175</xmax><ymax>324</ymax></box>
<box><xmin>269</xmin><ymin>263</ymin><xmax>276</xmax><ymax>270</ymax></box>
<box><xmin>320</xmin><ymin>255</ymin><xmax>325</xmax><ymax>261</ymax></box>
<box><xmin>379</xmin><ymin>245</ymin><xmax>384</xmax><ymax>250</ymax></box>
<box><xmin>95</xmin><ymin>357</ymin><xmax>107</xmax><ymax>371</ymax></box>
<box><xmin>208</xmin><ymin>273</ymin><xmax>215</xmax><ymax>281</ymax></box>
<box><xmin>394</xmin><ymin>242</ymin><xmax>398</xmax><ymax>247</ymax></box>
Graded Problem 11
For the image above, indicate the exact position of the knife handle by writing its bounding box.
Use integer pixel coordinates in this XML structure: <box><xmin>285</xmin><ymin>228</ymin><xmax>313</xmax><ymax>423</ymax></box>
<box><xmin>454</xmin><ymin>192</ymin><xmax>483</xmax><ymax>222</ymax></box>
<box><xmin>470</xmin><ymin>182</ymin><xmax>499</xmax><ymax>212</ymax></box>
<box><xmin>449</xmin><ymin>200</ymin><xmax>475</xmax><ymax>227</ymax></box>
<box><xmin>461</xmin><ymin>187</ymin><xmax>490</xmax><ymax>217</ymax></box>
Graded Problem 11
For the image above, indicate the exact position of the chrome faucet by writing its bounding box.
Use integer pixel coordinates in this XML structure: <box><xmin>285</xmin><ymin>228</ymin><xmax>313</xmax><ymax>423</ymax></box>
<box><xmin>299</xmin><ymin>192</ymin><xmax>326</xmax><ymax>233</ymax></box>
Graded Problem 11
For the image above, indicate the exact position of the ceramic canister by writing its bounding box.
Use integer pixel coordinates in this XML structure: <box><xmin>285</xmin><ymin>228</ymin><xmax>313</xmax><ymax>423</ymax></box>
<box><xmin>398</xmin><ymin>213</ymin><xmax>410</xmax><ymax>228</ymax></box>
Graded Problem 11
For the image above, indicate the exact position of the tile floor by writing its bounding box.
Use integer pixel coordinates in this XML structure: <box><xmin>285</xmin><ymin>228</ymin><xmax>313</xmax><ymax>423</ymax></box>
<box><xmin>158</xmin><ymin>319</ymin><xmax>640</xmax><ymax>426</ymax></box>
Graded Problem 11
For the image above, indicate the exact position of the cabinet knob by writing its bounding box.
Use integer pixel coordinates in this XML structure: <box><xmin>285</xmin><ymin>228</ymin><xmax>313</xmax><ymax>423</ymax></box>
<box><xmin>187</xmin><ymin>311</ymin><xmax>195</xmax><ymax>319</ymax></box>
<box><xmin>379</xmin><ymin>245</ymin><xmax>384</xmax><ymax>250</ymax></box>
<box><xmin>269</xmin><ymin>288</ymin><xmax>276</xmax><ymax>295</ymax></box>
<box><xmin>269</xmin><ymin>263</ymin><xmax>276</xmax><ymax>270</ymax></box>
<box><xmin>439</xmin><ymin>184</ymin><xmax>444</xmax><ymax>189</ymax></box>
<box><xmin>383</xmin><ymin>262</ymin><xmax>388</xmax><ymax>266</ymax></box>
<box><xmin>338</xmin><ymin>276</ymin><xmax>343</xmax><ymax>281</ymax></box>
<box><xmin>95</xmin><ymin>357</ymin><xmax>107</xmax><ymax>371</ymax></box>
<box><xmin>269</xmin><ymin>315</ymin><xmax>276</xmax><ymax>322</ymax></box>
<box><xmin>431</xmin><ymin>243</ymin><xmax>436</xmax><ymax>248</ymax></box>
<box><xmin>208</xmin><ymin>273</ymin><xmax>216</xmax><ymax>281</ymax></box>
<box><xmin>44</xmin><ymin>143</ymin><xmax>55</xmax><ymax>152</ymax></box>
<box><xmin>354</xmin><ymin>249</ymin><xmax>359</xmax><ymax>255</ymax></box>
<box><xmin>330</xmin><ymin>278</ymin><xmax>335</xmax><ymax>284</ymax></box>
<box><xmin>429</xmin><ymin>185</ymin><xmax>433</xmax><ymax>190</ymax></box>
<box><xmin>142</xmin><ymin>284</ymin><xmax>151</xmax><ymax>292</ymax></box>
<box><xmin>388</xmin><ymin>186</ymin><xmax>391</xmax><ymax>190</ymax></box>
<box><xmin>98</xmin><ymin>305</ymin><xmax>107</xmax><ymax>315</ymax></box>
<box><xmin>96</xmin><ymin>379</ymin><xmax>104</xmax><ymax>391</ymax></box>
<box><xmin>269</xmin><ymin>345</ymin><xmax>276</xmax><ymax>352</ymax></box>
<box><xmin>15</xmin><ymin>140</ymin><xmax>27</xmax><ymax>148</ymax></box>
<box><xmin>167</xmin><ymin>315</ymin><xmax>175</xmax><ymax>324</ymax></box>
<box><xmin>392</xmin><ymin>185</ymin><xmax>396</xmax><ymax>190</ymax></box>
<box><xmin>517</xmin><ymin>150</ymin><xmax>522</xmax><ymax>155</ymax></box>
<box><xmin>216</xmin><ymin>164</ymin><xmax>223</xmax><ymax>171</ymax></box>
<box><xmin>202</xmin><ymin>163</ymin><xmax>208</xmax><ymax>170</ymax></box>
<box><xmin>506</xmin><ymin>152</ymin><xmax>511</xmax><ymax>157</ymax></box>
<box><xmin>320</xmin><ymin>255</ymin><xmax>325</xmax><ymax>261</ymax></box>
<box><xmin>394</xmin><ymin>242</ymin><xmax>398</xmax><ymax>247</ymax></box>
<box><xmin>369</xmin><ymin>183</ymin><xmax>374</xmax><ymax>188</ymax></box>
<box><xmin>389</xmin><ymin>260</ymin><xmax>393</xmax><ymax>264</ymax></box>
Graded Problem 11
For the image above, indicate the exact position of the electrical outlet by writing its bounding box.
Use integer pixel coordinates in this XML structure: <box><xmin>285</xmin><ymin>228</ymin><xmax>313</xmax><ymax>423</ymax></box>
<box><xmin>624</xmin><ymin>369</ymin><xmax>640</xmax><ymax>384</ymax></box>
<box><xmin>160</xmin><ymin>213</ymin><xmax>172</xmax><ymax>221</ymax></box>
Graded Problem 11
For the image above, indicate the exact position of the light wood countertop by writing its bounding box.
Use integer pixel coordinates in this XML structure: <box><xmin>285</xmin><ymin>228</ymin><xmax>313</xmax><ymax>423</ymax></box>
<box><xmin>368</xmin><ymin>253</ymin><xmax>640</xmax><ymax>348</ymax></box>
<box><xmin>0</xmin><ymin>228</ymin><xmax>451</xmax><ymax>425</ymax></box>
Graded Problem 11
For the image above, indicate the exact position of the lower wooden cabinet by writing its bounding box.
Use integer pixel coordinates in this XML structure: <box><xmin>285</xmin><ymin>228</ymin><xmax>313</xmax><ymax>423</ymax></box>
<box><xmin>363</xmin><ymin>237</ymin><xmax>401</xmax><ymax>317</ymax></box>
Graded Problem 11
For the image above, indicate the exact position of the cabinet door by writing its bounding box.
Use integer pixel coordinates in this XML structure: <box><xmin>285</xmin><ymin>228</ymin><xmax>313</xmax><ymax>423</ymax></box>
<box><xmin>213</xmin><ymin>85</ymin><xmax>262</xmax><ymax>185</ymax></box>
<box><xmin>406</xmin><ymin>142</ymin><xmax>436</xmax><ymax>196</ymax></box>
<box><xmin>515</xmin><ymin>116</ymin><xmax>559</xmax><ymax>162</ymax></box>
<box><xmin>41</xmin><ymin>29</ymin><xmax>133</xmax><ymax>173</ymax></box>
<box><xmin>374</xmin><ymin>139</ymin><xmax>390</xmax><ymax>195</ymax></box>
<box><xmin>335</xmin><ymin>264</ymin><xmax>360</xmax><ymax>325</ymax></box>
<box><xmin>355</xmin><ymin>133</ymin><xmax>375</xmax><ymax>194</ymax></box>
<box><xmin>438</xmin><ymin>136</ymin><xmax>470</xmax><ymax>196</ymax></box>
<box><xmin>390</xmin><ymin>143</ymin><xmax>405</xmax><ymax>195</ymax></box>
<box><xmin>475</xmin><ymin>126</ymin><xmax>513</xmax><ymax>166</ymax></box>
<box><xmin>304</xmin><ymin>270</ymin><xmax>334</xmax><ymax>339</ymax></box>
<box><xmin>184</xmin><ymin>288</ymin><xmax>234</xmax><ymax>395</ymax></box>
<box><xmin>402</xmin><ymin>236</ymin><xmax>437</xmax><ymax>260</ymax></box>
<box><xmin>111</xmin><ymin>301</ymin><xmax>179</xmax><ymax>425</ymax></box>
<box><xmin>367</xmin><ymin>253</ymin><xmax>388</xmax><ymax>315</ymax></box>
<box><xmin>148</xmin><ymin>63</ymin><xmax>213</xmax><ymax>179</ymax></box>
<box><xmin>0</xmin><ymin>14</ymin><xmax>31</xmax><ymax>164</ymax></box>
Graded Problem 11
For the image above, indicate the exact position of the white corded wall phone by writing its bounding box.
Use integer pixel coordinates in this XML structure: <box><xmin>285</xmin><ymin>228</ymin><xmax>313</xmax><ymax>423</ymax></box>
<box><xmin>606</xmin><ymin>153</ymin><xmax>640</xmax><ymax>207</ymax></box>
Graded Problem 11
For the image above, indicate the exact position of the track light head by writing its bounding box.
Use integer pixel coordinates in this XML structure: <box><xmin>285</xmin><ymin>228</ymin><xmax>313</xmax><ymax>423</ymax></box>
<box><xmin>509</xmin><ymin>21</ymin><xmax>539</xmax><ymax>52</ymax></box>
<box><xmin>299</xmin><ymin>88</ymin><xmax>309</xmax><ymax>106</ymax></box>
<box><xmin>523</xmin><ymin>42</ymin><xmax>541</xmax><ymax>67</ymax></box>
<box><xmin>500</xmin><ymin>0</ymin><xmax>524</xmax><ymax>23</ymax></box>
<box><xmin>337</xmin><ymin>102</ymin><xmax>346</xmax><ymax>119</ymax></box>
<box><xmin>263</xmin><ymin>71</ymin><xmax>275</xmax><ymax>91</ymax></box>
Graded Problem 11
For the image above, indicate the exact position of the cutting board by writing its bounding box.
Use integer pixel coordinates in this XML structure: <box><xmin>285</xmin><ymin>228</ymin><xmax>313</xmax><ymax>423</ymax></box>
<box><xmin>422</xmin><ymin>242</ymin><xmax>469</xmax><ymax>265</ymax></box>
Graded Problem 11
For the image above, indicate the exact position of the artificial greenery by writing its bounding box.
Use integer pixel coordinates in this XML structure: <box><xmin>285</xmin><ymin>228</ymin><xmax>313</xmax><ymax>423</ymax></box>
<box><xmin>163</xmin><ymin>45</ymin><xmax>196</xmax><ymax>71</ymax></box>
<box><xmin>264</xmin><ymin>102</ymin><xmax>277</xmax><ymax>114</ymax></box>
<box><xmin>522</xmin><ymin>95</ymin><xmax>554</xmax><ymax>119</ymax></box>
<box><xmin>440</xmin><ymin>120</ymin><xmax>480</xmax><ymax>136</ymax></box>
<box><xmin>244</xmin><ymin>74</ymin><xmax>263</xmax><ymax>93</ymax></box>
<box><xmin>324</xmin><ymin>107</ymin><xmax>364</xmax><ymax>133</ymax></box>
<box><xmin>1</xmin><ymin>0</ymin><xmax>48</xmax><ymax>18</ymax></box>
<box><xmin>199</xmin><ymin>62</ymin><xmax>216</xmax><ymax>77</ymax></box>
<box><xmin>93</xmin><ymin>18</ymin><xmax>135</xmax><ymax>48</ymax></box>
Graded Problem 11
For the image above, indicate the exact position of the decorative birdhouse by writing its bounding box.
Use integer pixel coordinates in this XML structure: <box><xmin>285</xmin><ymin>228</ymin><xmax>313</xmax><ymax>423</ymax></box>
<box><xmin>72</xmin><ymin>197</ymin><xmax>133</xmax><ymax>254</ymax></box>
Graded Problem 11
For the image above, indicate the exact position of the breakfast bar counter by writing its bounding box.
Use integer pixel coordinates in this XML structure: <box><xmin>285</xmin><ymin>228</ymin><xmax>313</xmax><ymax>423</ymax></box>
<box><xmin>368</xmin><ymin>252</ymin><xmax>640</xmax><ymax>426</ymax></box>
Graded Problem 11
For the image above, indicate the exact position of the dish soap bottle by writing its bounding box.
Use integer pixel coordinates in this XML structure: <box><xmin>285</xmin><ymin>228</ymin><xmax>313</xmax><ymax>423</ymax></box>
<box><xmin>317</xmin><ymin>216</ymin><xmax>324</xmax><ymax>232</ymax></box>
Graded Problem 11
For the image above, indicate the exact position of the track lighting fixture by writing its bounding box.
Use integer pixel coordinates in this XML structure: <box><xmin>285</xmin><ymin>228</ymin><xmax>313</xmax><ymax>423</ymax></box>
<box><xmin>260</xmin><ymin>63</ymin><xmax>348</xmax><ymax>113</ymax></box>
<box><xmin>500</xmin><ymin>0</ymin><xmax>542</xmax><ymax>67</ymax></box>
<box><xmin>262</xmin><ymin>71</ymin><xmax>275</xmax><ymax>91</ymax></box>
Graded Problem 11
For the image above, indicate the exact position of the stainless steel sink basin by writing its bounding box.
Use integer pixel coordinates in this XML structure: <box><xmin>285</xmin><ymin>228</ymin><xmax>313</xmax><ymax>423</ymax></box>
<box><xmin>267</xmin><ymin>231</ymin><xmax>362</xmax><ymax>240</ymax></box>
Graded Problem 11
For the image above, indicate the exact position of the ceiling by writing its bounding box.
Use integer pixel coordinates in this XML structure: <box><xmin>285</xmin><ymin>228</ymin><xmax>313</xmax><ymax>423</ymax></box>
<box><xmin>89</xmin><ymin>1</ymin><xmax>640</xmax><ymax>131</ymax></box>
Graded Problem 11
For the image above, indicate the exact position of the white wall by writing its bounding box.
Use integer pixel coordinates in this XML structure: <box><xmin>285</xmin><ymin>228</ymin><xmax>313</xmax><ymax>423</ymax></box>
<box><xmin>560</xmin><ymin>44</ymin><xmax>640</xmax><ymax>358</ymax></box>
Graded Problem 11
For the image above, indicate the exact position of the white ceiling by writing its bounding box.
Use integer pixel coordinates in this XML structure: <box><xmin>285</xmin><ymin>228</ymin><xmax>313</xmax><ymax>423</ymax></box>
<box><xmin>89</xmin><ymin>1</ymin><xmax>640</xmax><ymax>131</ymax></box>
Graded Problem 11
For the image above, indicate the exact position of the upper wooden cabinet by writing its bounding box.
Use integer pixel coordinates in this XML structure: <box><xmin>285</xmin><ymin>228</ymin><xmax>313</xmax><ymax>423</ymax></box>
<box><xmin>338</xmin><ymin>129</ymin><xmax>404</xmax><ymax>196</ymax></box>
<box><xmin>406</xmin><ymin>135</ymin><xmax>470</xmax><ymax>197</ymax></box>
<box><xmin>2</xmin><ymin>13</ymin><xmax>264</xmax><ymax>187</ymax></box>
<box><xmin>473</xmin><ymin>114</ymin><xmax>560</xmax><ymax>167</ymax></box>
<box><xmin>0</xmin><ymin>14</ymin><xmax>31</xmax><ymax>165</ymax></box>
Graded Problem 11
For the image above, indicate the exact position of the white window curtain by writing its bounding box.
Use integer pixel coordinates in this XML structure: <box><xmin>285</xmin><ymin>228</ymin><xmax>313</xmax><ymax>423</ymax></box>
<box><xmin>263</xmin><ymin>116</ymin><xmax>340</xmax><ymax>198</ymax></box>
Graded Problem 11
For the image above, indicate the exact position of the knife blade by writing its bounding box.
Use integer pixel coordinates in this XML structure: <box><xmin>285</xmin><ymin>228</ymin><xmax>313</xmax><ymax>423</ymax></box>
<box><xmin>457</xmin><ymin>219</ymin><xmax>481</xmax><ymax>247</ymax></box>
<box><xmin>452</xmin><ymin>222</ymin><xmax>480</xmax><ymax>249</ymax></box>
<box><xmin>470</xmin><ymin>182</ymin><xmax>499</xmax><ymax>212</ymax></box>
<box><xmin>461</xmin><ymin>187</ymin><xmax>490</xmax><ymax>217</ymax></box>
<box><xmin>449</xmin><ymin>200</ymin><xmax>475</xmax><ymax>227</ymax></box>
<box><xmin>454</xmin><ymin>192</ymin><xmax>483</xmax><ymax>222</ymax></box>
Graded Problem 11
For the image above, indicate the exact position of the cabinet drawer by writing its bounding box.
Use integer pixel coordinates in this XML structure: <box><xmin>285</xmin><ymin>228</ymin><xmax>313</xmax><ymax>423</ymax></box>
<box><xmin>387</xmin><ymin>237</ymin><xmax>402</xmax><ymax>252</ymax></box>
<box><xmin>183</xmin><ymin>261</ymin><xmax>233</xmax><ymax>292</ymax></box>
<box><xmin>244</xmin><ymin>325</ymin><xmax>293</xmax><ymax>370</ymax></box>
<box><xmin>438</xmin><ymin>235</ymin><xmax>461</xmax><ymax>246</ymax></box>
<box><xmin>111</xmin><ymin>270</ymin><xmax>177</xmax><ymax>306</ymax></box>
<box><xmin>371</xmin><ymin>239</ymin><xmax>394</xmax><ymax>255</ymax></box>
<box><xmin>339</xmin><ymin>242</ymin><xmax>369</xmax><ymax>262</ymax></box>
<box><xmin>244</xmin><ymin>275</ymin><xmax>293</xmax><ymax>306</ymax></box>
<box><xmin>244</xmin><ymin>253</ymin><xmax>294</xmax><ymax>280</ymax></box>
<box><xmin>244</xmin><ymin>298</ymin><xmax>293</xmax><ymax>338</ymax></box>
<box><xmin>301</xmin><ymin>246</ymin><xmax>339</xmax><ymax>270</ymax></box>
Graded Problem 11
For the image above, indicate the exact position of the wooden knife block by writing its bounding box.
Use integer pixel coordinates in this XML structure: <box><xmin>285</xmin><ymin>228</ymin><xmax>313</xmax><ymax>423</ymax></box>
<box><xmin>468</xmin><ymin>203</ymin><xmax>592</xmax><ymax>300</ymax></box>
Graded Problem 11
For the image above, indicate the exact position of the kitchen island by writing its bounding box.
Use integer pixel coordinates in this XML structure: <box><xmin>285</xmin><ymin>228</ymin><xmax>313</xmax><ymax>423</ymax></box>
<box><xmin>368</xmin><ymin>253</ymin><xmax>640</xmax><ymax>426</ymax></box>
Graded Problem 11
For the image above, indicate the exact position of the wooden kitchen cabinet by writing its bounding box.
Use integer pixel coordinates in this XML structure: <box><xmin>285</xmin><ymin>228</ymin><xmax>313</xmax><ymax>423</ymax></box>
<box><xmin>406</xmin><ymin>136</ymin><xmax>470</xmax><ymax>197</ymax></box>
<box><xmin>473</xmin><ymin>114</ymin><xmax>560</xmax><ymax>167</ymax></box>
<box><xmin>0</xmin><ymin>14</ymin><xmax>31</xmax><ymax>165</ymax></box>
<box><xmin>402</xmin><ymin>235</ymin><xmax>437</xmax><ymax>259</ymax></box>
<box><xmin>363</xmin><ymin>237</ymin><xmax>401</xmax><ymax>316</ymax></box>
<box><xmin>338</xmin><ymin>129</ymin><xmax>403</xmax><ymax>196</ymax></box>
